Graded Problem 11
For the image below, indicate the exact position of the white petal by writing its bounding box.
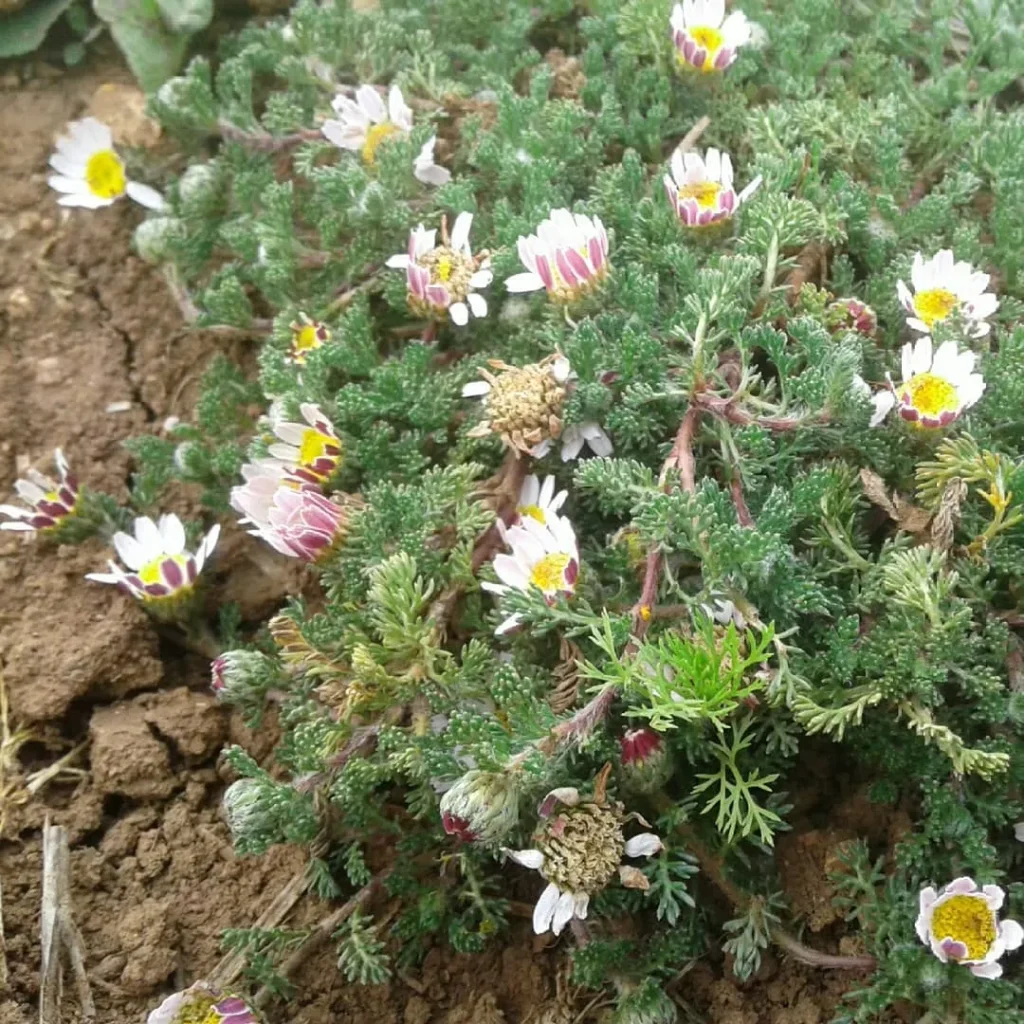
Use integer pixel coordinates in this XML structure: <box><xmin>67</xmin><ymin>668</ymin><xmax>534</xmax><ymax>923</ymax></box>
<box><xmin>705</xmin><ymin>148</ymin><xmax>722</xmax><ymax>183</ymax></box>
<box><xmin>1000</xmin><ymin>918</ymin><xmax>1024</xmax><ymax>951</ymax></box>
<box><xmin>387</xmin><ymin>85</ymin><xmax>414</xmax><ymax>131</ymax></box>
<box><xmin>911</xmin><ymin>336</ymin><xmax>933</xmax><ymax>376</ymax></box>
<box><xmin>450</xmin><ymin>212</ymin><xmax>473</xmax><ymax>253</ymax></box>
<box><xmin>551</xmin><ymin>890</ymin><xmax>577</xmax><ymax>936</ymax></box>
<box><xmin>0</xmin><ymin>522</ymin><xmax>35</xmax><ymax>532</ymax></box>
<box><xmin>321</xmin><ymin>120</ymin><xmax>365</xmax><ymax>151</ymax></box>
<box><xmin>467</xmin><ymin>293</ymin><xmax>488</xmax><ymax>319</ymax></box>
<box><xmin>896</xmin><ymin>279</ymin><xmax>914</xmax><ymax>311</ymax></box>
<box><xmin>944</xmin><ymin>876</ymin><xmax>978</xmax><ymax>896</ymax></box>
<box><xmin>581</xmin><ymin>423</ymin><xmax>613</xmax><ymax>457</ymax></box>
<box><xmin>113</xmin><ymin>531</ymin><xmax>147</xmax><ymax>570</ymax></box>
<box><xmin>386</xmin><ymin>253</ymin><xmax>410</xmax><ymax>269</ymax></box>
<box><xmin>981</xmin><ymin>885</ymin><xmax>1005</xmax><ymax>911</ymax></box>
<box><xmin>469</xmin><ymin>269</ymin><xmax>494</xmax><ymax>289</ymax></box>
<box><xmin>449</xmin><ymin>302</ymin><xmax>469</xmax><ymax>326</ymax></box>
<box><xmin>573</xmin><ymin>892</ymin><xmax>590</xmax><ymax>920</ymax></box>
<box><xmin>737</xmin><ymin>175</ymin><xmax>762</xmax><ymax>204</ymax></box>
<box><xmin>125</xmin><ymin>182</ymin><xmax>166</xmax><ymax>211</ymax></box>
<box><xmin>85</xmin><ymin>571</ymin><xmax>122</xmax><ymax>585</ymax></box>
<box><xmin>158</xmin><ymin>514</ymin><xmax>186</xmax><ymax>555</ymax></box>
<box><xmin>1014</xmin><ymin>821</ymin><xmax>1024</xmax><ymax>842</ymax></box>
<box><xmin>970</xmin><ymin>961</ymin><xmax>1002</xmax><ymax>979</ymax></box>
<box><xmin>560</xmin><ymin>428</ymin><xmax>585</xmax><ymax>462</ymax></box>
<box><xmin>532</xmin><ymin>883</ymin><xmax>561</xmax><ymax>935</ymax></box>
<box><xmin>413</xmin><ymin>160</ymin><xmax>451</xmax><ymax>187</ymax></box>
<box><xmin>624</xmin><ymin>833</ymin><xmax>663</xmax><ymax>858</ymax></box>
<box><xmin>495</xmin><ymin>613</ymin><xmax>522</xmax><ymax>635</ymax></box>
<box><xmin>505</xmin><ymin>272</ymin><xmax>545</xmax><ymax>293</ymax></box>
<box><xmin>462</xmin><ymin>380</ymin><xmax>491</xmax><ymax>397</ymax></box>
<box><xmin>869</xmin><ymin>390</ymin><xmax>895</xmax><ymax>427</ymax></box>
<box><xmin>507</xmin><ymin>848</ymin><xmax>545</xmax><ymax>869</ymax></box>
<box><xmin>356</xmin><ymin>84</ymin><xmax>387</xmax><ymax>123</ymax></box>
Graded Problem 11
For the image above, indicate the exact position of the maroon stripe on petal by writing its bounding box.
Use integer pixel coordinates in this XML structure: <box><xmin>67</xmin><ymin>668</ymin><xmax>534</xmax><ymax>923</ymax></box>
<box><xmin>144</xmin><ymin>583</ymin><xmax>169</xmax><ymax>597</ymax></box>
<box><xmin>186</xmin><ymin>558</ymin><xmax>198</xmax><ymax>583</ymax></box>
<box><xmin>161</xmin><ymin>558</ymin><xmax>184</xmax><ymax>589</ymax></box>
<box><xmin>37</xmin><ymin>500</ymin><xmax>65</xmax><ymax>517</ymax></box>
<box><xmin>58</xmin><ymin>486</ymin><xmax>76</xmax><ymax>505</ymax></box>
<box><xmin>555</xmin><ymin>250</ymin><xmax>581</xmax><ymax>288</ymax></box>
<box><xmin>683</xmin><ymin>38</ymin><xmax>697</xmax><ymax>63</ymax></box>
<box><xmin>714</xmin><ymin>47</ymin><xmax>733</xmax><ymax>70</ymax></box>
<box><xmin>564</xmin><ymin>558</ymin><xmax>579</xmax><ymax>587</ymax></box>
<box><xmin>535</xmin><ymin>253</ymin><xmax>555</xmax><ymax>291</ymax></box>
<box><xmin>30</xmin><ymin>515</ymin><xmax>56</xmax><ymax>530</ymax></box>
<box><xmin>898</xmin><ymin>406</ymin><xmax>919</xmax><ymax>422</ymax></box>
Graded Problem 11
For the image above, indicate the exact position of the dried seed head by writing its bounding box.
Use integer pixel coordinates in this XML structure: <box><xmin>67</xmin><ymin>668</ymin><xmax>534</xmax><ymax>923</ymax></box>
<box><xmin>534</xmin><ymin>801</ymin><xmax>625</xmax><ymax>894</ymax></box>
<box><xmin>480</xmin><ymin>357</ymin><xmax>567</xmax><ymax>453</ymax></box>
<box><xmin>440</xmin><ymin>769</ymin><xmax>521</xmax><ymax>846</ymax></box>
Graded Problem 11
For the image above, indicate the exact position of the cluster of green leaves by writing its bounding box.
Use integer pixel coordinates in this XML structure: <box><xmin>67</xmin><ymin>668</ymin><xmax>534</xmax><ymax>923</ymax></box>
<box><xmin>109</xmin><ymin>0</ymin><xmax>1024</xmax><ymax>1018</ymax></box>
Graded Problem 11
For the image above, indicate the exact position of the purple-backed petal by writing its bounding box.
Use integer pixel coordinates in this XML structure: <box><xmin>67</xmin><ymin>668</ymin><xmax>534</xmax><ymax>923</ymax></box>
<box><xmin>58</xmin><ymin>486</ymin><xmax>76</xmax><ymax>505</ymax></box>
<box><xmin>37</xmin><ymin>500</ymin><xmax>66</xmax><ymax>518</ymax></box>
<box><xmin>683</xmin><ymin>38</ymin><xmax>698</xmax><ymax>64</ymax></box>
<box><xmin>144</xmin><ymin>583</ymin><xmax>170</xmax><ymax>598</ymax></box>
<box><xmin>680</xmin><ymin>198</ymin><xmax>700</xmax><ymax>225</ymax></box>
<box><xmin>555</xmin><ymin>249</ymin><xmax>582</xmax><ymax>288</ymax></box>
<box><xmin>563</xmin><ymin>247</ymin><xmax>591</xmax><ymax>283</ymax></box>
<box><xmin>719</xmin><ymin>189</ymin><xmax>736</xmax><ymax>213</ymax></box>
<box><xmin>564</xmin><ymin>558</ymin><xmax>579</xmax><ymax>588</ymax></box>
<box><xmin>425</xmin><ymin>283</ymin><xmax>451</xmax><ymax>308</ymax></box>
<box><xmin>691</xmin><ymin>46</ymin><xmax>707</xmax><ymax>68</ymax></box>
<box><xmin>29</xmin><ymin>515</ymin><xmax>57</xmax><ymax>530</ymax></box>
<box><xmin>161</xmin><ymin>558</ymin><xmax>184</xmax><ymax>589</ymax></box>
<box><xmin>898</xmin><ymin>405</ymin><xmax>919</xmax><ymax>423</ymax></box>
<box><xmin>697</xmin><ymin>207</ymin><xmax>715</xmax><ymax>226</ymax></box>
<box><xmin>588</xmin><ymin>235</ymin><xmax>604</xmax><ymax>271</ymax></box>
<box><xmin>940</xmin><ymin>937</ymin><xmax>969</xmax><ymax>960</ymax></box>
<box><xmin>714</xmin><ymin>47</ymin><xmax>733</xmax><ymax>69</ymax></box>
<box><xmin>534</xmin><ymin>252</ymin><xmax>555</xmax><ymax>291</ymax></box>
<box><xmin>186</xmin><ymin>558</ymin><xmax>198</xmax><ymax>583</ymax></box>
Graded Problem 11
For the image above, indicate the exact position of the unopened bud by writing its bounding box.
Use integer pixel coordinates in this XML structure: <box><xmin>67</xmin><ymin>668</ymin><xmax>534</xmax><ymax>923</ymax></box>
<box><xmin>178</xmin><ymin>162</ymin><xmax>223</xmax><ymax>216</ymax></box>
<box><xmin>211</xmin><ymin>649</ymin><xmax>278</xmax><ymax>705</ymax></box>
<box><xmin>439</xmin><ymin>770</ymin><xmax>520</xmax><ymax>846</ymax></box>
<box><xmin>612</xmin><ymin>980</ymin><xmax>677</xmax><ymax>1024</ymax></box>
<box><xmin>618</xmin><ymin>727</ymin><xmax>672</xmax><ymax>794</ymax></box>
<box><xmin>222</xmin><ymin>778</ymin><xmax>266</xmax><ymax>842</ymax></box>
<box><xmin>134</xmin><ymin>217</ymin><xmax>185</xmax><ymax>264</ymax></box>
<box><xmin>918</xmin><ymin>957</ymin><xmax>948</xmax><ymax>993</ymax></box>
<box><xmin>826</xmin><ymin>297</ymin><xmax>877</xmax><ymax>338</ymax></box>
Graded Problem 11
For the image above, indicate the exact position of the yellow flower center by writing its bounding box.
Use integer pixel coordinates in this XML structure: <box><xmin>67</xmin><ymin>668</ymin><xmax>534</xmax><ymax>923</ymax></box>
<box><xmin>913</xmin><ymin>288</ymin><xmax>958</xmax><ymax>328</ymax></box>
<box><xmin>906</xmin><ymin>372</ymin><xmax>959</xmax><ymax>419</ymax></box>
<box><xmin>294</xmin><ymin>324</ymin><xmax>321</xmax><ymax>354</ymax></box>
<box><xmin>529</xmin><ymin>552</ymin><xmax>572</xmax><ymax>594</ymax></box>
<box><xmin>930</xmin><ymin>894</ymin><xmax>996</xmax><ymax>962</ymax></box>
<box><xmin>298</xmin><ymin>427</ymin><xmax>335</xmax><ymax>467</ymax></box>
<box><xmin>361</xmin><ymin>122</ymin><xmax>400</xmax><ymax>165</ymax></box>
<box><xmin>519</xmin><ymin>504</ymin><xmax>546</xmax><ymax>524</ymax></box>
<box><xmin>138</xmin><ymin>555</ymin><xmax>189</xmax><ymax>587</ymax></box>
<box><xmin>85</xmin><ymin>149</ymin><xmax>126</xmax><ymax>200</ymax></box>
<box><xmin>690</xmin><ymin>25</ymin><xmax>724</xmax><ymax>70</ymax></box>
<box><xmin>436</xmin><ymin>254</ymin><xmax>452</xmax><ymax>282</ymax></box>
<box><xmin>678</xmin><ymin>181</ymin><xmax>723</xmax><ymax>209</ymax></box>
<box><xmin>177</xmin><ymin>1000</ymin><xmax>220</xmax><ymax>1024</ymax></box>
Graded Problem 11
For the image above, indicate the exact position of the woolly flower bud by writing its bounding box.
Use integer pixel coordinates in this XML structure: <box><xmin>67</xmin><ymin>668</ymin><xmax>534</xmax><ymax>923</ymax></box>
<box><xmin>178</xmin><ymin>162</ymin><xmax>223</xmax><ymax>214</ymax></box>
<box><xmin>618</xmin><ymin>727</ymin><xmax>672</xmax><ymax>794</ymax></box>
<box><xmin>210</xmin><ymin>649</ymin><xmax>277</xmax><ymax>704</ymax></box>
<box><xmin>612</xmin><ymin>981</ymin><xmax>677</xmax><ymax>1024</ymax></box>
<box><xmin>222</xmin><ymin>778</ymin><xmax>266</xmax><ymax>842</ymax></box>
<box><xmin>439</xmin><ymin>770</ymin><xmax>520</xmax><ymax>845</ymax></box>
<box><xmin>133</xmin><ymin>216</ymin><xmax>185</xmax><ymax>264</ymax></box>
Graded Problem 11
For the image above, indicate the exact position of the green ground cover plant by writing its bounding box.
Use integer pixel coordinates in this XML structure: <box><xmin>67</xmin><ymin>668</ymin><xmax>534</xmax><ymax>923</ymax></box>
<box><xmin>9</xmin><ymin>0</ymin><xmax>1024</xmax><ymax>1020</ymax></box>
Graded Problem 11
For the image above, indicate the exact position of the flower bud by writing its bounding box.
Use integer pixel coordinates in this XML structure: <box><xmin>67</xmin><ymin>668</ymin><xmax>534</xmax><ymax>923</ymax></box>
<box><xmin>211</xmin><ymin>649</ymin><xmax>278</xmax><ymax>705</ymax></box>
<box><xmin>618</xmin><ymin>727</ymin><xmax>672</xmax><ymax>794</ymax></box>
<box><xmin>133</xmin><ymin>216</ymin><xmax>185</xmax><ymax>264</ymax></box>
<box><xmin>439</xmin><ymin>770</ymin><xmax>520</xmax><ymax>846</ymax></box>
<box><xmin>178</xmin><ymin>162</ymin><xmax>223</xmax><ymax>217</ymax></box>
<box><xmin>612</xmin><ymin>981</ymin><xmax>677</xmax><ymax>1024</ymax></box>
<box><xmin>826</xmin><ymin>297</ymin><xmax>877</xmax><ymax>338</ymax></box>
<box><xmin>917</xmin><ymin>957</ymin><xmax>948</xmax><ymax>993</ymax></box>
<box><xmin>222</xmin><ymin>778</ymin><xmax>266</xmax><ymax>842</ymax></box>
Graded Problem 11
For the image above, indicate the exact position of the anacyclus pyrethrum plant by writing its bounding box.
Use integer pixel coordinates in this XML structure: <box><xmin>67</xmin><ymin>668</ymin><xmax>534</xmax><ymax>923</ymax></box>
<box><xmin>15</xmin><ymin>0</ymin><xmax>1024</xmax><ymax>1020</ymax></box>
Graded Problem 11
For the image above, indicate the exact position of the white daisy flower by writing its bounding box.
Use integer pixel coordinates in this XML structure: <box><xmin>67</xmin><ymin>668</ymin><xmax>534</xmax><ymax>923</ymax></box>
<box><xmin>514</xmin><ymin>474</ymin><xmax>567</xmax><ymax>528</ymax></box>
<box><xmin>0</xmin><ymin>449</ymin><xmax>80</xmax><ymax>533</ymax></box>
<box><xmin>507</xmin><ymin>785</ymin><xmax>662</xmax><ymax>937</ymax></box>
<box><xmin>916</xmin><ymin>877</ymin><xmax>1023</xmax><ymax>979</ymax></box>
<box><xmin>505</xmin><ymin>209</ymin><xmax>610</xmax><ymax>304</ymax></box>
<box><xmin>86</xmin><ymin>514</ymin><xmax>220</xmax><ymax>606</ymax></box>
<box><xmin>897</xmin><ymin>250</ymin><xmax>998</xmax><ymax>338</ymax></box>
<box><xmin>663</xmin><ymin>147</ymin><xmax>761</xmax><ymax>229</ymax></box>
<box><xmin>321</xmin><ymin>84</ymin><xmax>450</xmax><ymax>186</ymax></box>
<box><xmin>483</xmin><ymin>515</ymin><xmax>579</xmax><ymax>635</ymax></box>
<box><xmin>868</xmin><ymin>337</ymin><xmax>985</xmax><ymax>429</ymax></box>
<box><xmin>48</xmin><ymin>118</ymin><xmax>165</xmax><ymax>211</ymax></box>
<box><xmin>386</xmin><ymin>212</ymin><xmax>491</xmax><ymax>325</ymax></box>
<box><xmin>289</xmin><ymin>314</ymin><xmax>331</xmax><ymax>365</ymax></box>
<box><xmin>260</xmin><ymin>402</ymin><xmax>344</xmax><ymax>488</ymax></box>
<box><xmin>670</xmin><ymin>0</ymin><xmax>752</xmax><ymax>74</ymax></box>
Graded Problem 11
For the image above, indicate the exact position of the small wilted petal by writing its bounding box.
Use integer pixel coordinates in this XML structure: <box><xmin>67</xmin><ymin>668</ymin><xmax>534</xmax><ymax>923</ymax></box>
<box><xmin>618</xmin><ymin>865</ymin><xmax>650</xmax><ymax>890</ymax></box>
<box><xmin>624</xmin><ymin>832</ymin><xmax>663</xmax><ymax>858</ymax></box>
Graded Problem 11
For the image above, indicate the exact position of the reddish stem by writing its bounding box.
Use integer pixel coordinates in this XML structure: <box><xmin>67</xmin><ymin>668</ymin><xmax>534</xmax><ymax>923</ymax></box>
<box><xmin>730</xmin><ymin>475</ymin><xmax>755</xmax><ymax>528</ymax></box>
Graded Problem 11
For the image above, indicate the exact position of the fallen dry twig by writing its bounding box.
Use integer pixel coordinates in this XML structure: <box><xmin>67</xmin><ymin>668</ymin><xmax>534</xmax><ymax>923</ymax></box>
<box><xmin>40</xmin><ymin>820</ymin><xmax>95</xmax><ymax>1023</ymax></box>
